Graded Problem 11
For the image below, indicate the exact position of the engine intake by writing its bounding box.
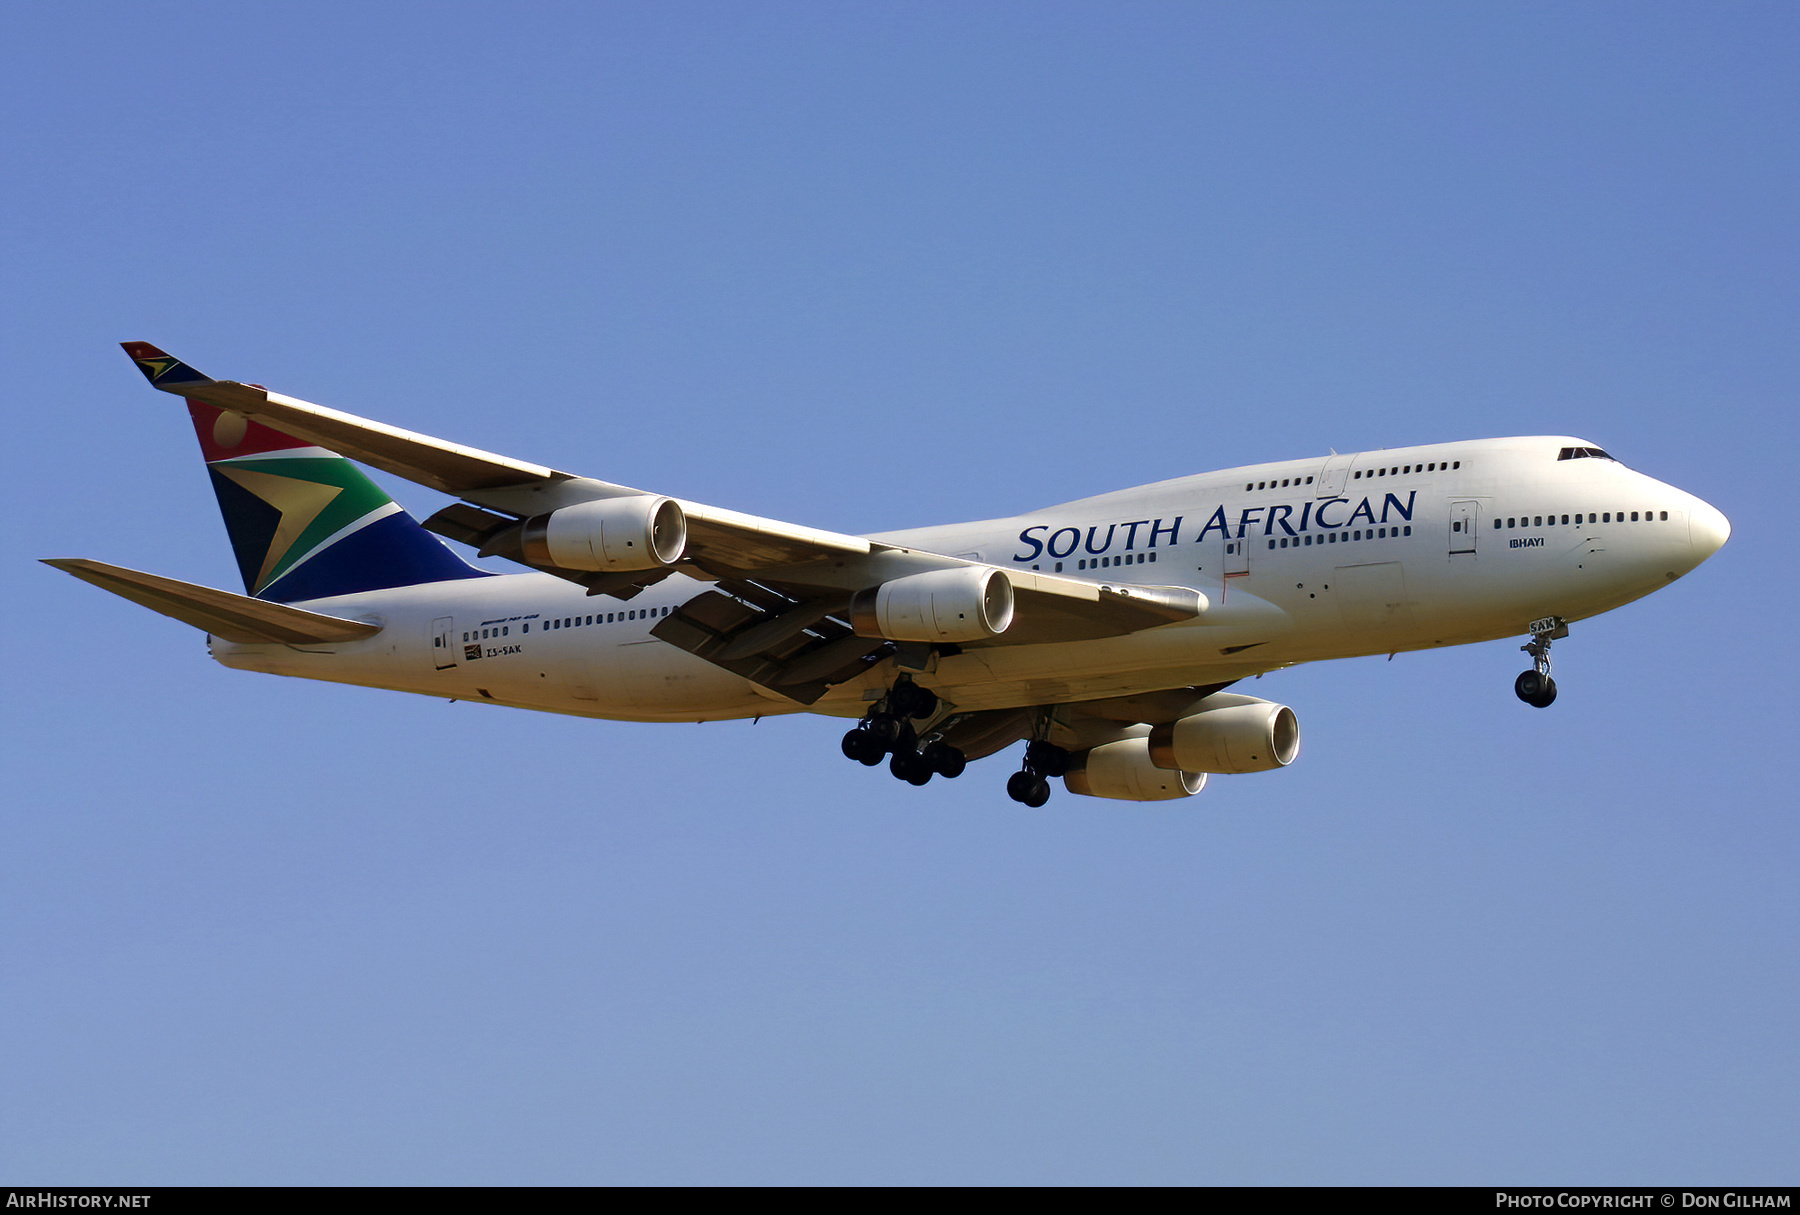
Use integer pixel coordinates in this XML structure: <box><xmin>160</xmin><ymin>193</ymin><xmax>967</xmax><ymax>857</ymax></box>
<box><xmin>1147</xmin><ymin>695</ymin><xmax>1300</xmax><ymax>774</ymax></box>
<box><xmin>849</xmin><ymin>568</ymin><xmax>1014</xmax><ymax>644</ymax></box>
<box><xmin>520</xmin><ymin>496</ymin><xmax>687</xmax><ymax>572</ymax></box>
<box><xmin>1064</xmin><ymin>737</ymin><xmax>1206</xmax><ymax>801</ymax></box>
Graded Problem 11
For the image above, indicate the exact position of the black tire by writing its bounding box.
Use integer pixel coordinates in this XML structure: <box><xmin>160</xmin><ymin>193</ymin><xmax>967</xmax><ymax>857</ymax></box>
<box><xmin>925</xmin><ymin>742</ymin><xmax>966</xmax><ymax>779</ymax></box>
<box><xmin>890</xmin><ymin>682</ymin><xmax>938</xmax><ymax>721</ymax></box>
<box><xmin>1022</xmin><ymin>777</ymin><xmax>1052</xmax><ymax>808</ymax></box>
<box><xmin>1025</xmin><ymin>740</ymin><xmax>1070</xmax><ymax>778</ymax></box>
<box><xmin>1515</xmin><ymin>670</ymin><xmax>1544</xmax><ymax>703</ymax></box>
<box><xmin>866</xmin><ymin>713</ymin><xmax>901</xmax><ymax>748</ymax></box>
<box><xmin>1006</xmin><ymin>770</ymin><xmax>1038</xmax><ymax>804</ymax></box>
<box><xmin>1531</xmin><ymin>676</ymin><xmax>1558</xmax><ymax>709</ymax></box>
<box><xmin>890</xmin><ymin>750</ymin><xmax>931</xmax><ymax>784</ymax></box>
<box><xmin>841</xmin><ymin>729</ymin><xmax>869</xmax><ymax>761</ymax></box>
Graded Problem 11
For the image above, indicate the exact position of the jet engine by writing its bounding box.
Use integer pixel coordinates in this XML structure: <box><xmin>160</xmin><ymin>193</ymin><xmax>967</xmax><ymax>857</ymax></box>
<box><xmin>1064</xmin><ymin>737</ymin><xmax>1206</xmax><ymax>801</ymax></box>
<box><xmin>849</xmin><ymin>567</ymin><xmax>1014</xmax><ymax>644</ymax></box>
<box><xmin>1147</xmin><ymin>694</ymin><xmax>1300</xmax><ymax>774</ymax></box>
<box><xmin>520</xmin><ymin>495</ymin><xmax>687</xmax><ymax>572</ymax></box>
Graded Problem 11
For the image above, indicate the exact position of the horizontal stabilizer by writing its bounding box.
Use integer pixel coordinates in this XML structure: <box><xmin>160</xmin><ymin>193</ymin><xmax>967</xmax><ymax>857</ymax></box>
<box><xmin>42</xmin><ymin>558</ymin><xmax>383</xmax><ymax>645</ymax></box>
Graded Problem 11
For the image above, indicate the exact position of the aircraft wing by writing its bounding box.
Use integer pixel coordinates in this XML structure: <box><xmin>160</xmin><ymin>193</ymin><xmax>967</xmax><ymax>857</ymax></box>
<box><xmin>122</xmin><ymin>344</ymin><xmax>1205</xmax><ymax>701</ymax></box>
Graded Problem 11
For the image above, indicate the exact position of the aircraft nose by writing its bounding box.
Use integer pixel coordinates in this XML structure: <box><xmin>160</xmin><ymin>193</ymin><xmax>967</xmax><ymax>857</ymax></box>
<box><xmin>1689</xmin><ymin>499</ymin><xmax>1731</xmax><ymax>562</ymax></box>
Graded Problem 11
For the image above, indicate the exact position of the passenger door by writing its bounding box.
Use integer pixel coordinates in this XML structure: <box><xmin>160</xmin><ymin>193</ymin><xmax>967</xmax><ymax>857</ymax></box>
<box><xmin>431</xmin><ymin>616</ymin><xmax>457</xmax><ymax>669</ymax></box>
<box><xmin>1316</xmin><ymin>454</ymin><xmax>1354</xmax><ymax>499</ymax></box>
<box><xmin>1449</xmin><ymin>501</ymin><xmax>1478</xmax><ymax>556</ymax></box>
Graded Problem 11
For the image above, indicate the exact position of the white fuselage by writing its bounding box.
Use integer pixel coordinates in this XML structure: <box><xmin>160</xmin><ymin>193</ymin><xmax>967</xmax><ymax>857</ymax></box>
<box><xmin>211</xmin><ymin>437</ymin><xmax>1729</xmax><ymax>722</ymax></box>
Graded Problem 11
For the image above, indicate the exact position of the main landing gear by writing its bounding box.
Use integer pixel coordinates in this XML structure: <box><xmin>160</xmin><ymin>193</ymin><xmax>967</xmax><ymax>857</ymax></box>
<box><xmin>840</xmin><ymin>679</ymin><xmax>967</xmax><ymax>786</ymax></box>
<box><xmin>1005</xmin><ymin>738</ymin><xmax>1069</xmax><ymax>808</ymax></box>
<box><xmin>1515</xmin><ymin>616</ymin><xmax>1568</xmax><ymax>709</ymax></box>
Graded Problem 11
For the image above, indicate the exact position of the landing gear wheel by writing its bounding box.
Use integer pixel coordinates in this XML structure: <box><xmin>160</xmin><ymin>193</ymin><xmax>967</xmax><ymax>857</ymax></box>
<box><xmin>1517</xmin><ymin>617</ymin><xmax>1567</xmax><ymax>709</ymax></box>
<box><xmin>1515</xmin><ymin>671</ymin><xmax>1558</xmax><ymax>708</ymax></box>
<box><xmin>1007</xmin><ymin>770</ymin><xmax>1051</xmax><ymax>806</ymax></box>
<box><xmin>1024</xmin><ymin>740</ymin><xmax>1070</xmax><ymax>778</ymax></box>
<box><xmin>922</xmin><ymin>741</ymin><xmax>966</xmax><ymax>779</ymax></box>
<box><xmin>865</xmin><ymin>712</ymin><xmax>902</xmax><ymax>749</ymax></box>
<box><xmin>890</xmin><ymin>750</ymin><xmax>933</xmax><ymax>786</ymax></box>
<box><xmin>841</xmin><ymin>729</ymin><xmax>885</xmax><ymax>765</ymax></box>
<box><xmin>889</xmin><ymin>682</ymin><xmax>939</xmax><ymax>721</ymax></box>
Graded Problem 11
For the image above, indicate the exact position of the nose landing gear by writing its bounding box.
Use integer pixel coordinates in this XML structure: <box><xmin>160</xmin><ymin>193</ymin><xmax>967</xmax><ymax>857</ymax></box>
<box><xmin>1515</xmin><ymin>616</ymin><xmax>1567</xmax><ymax>708</ymax></box>
<box><xmin>840</xmin><ymin>678</ymin><xmax>966</xmax><ymax>785</ymax></box>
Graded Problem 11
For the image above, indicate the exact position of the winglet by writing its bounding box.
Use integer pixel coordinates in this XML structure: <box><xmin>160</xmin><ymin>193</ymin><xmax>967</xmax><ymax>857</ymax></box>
<box><xmin>120</xmin><ymin>341</ymin><xmax>214</xmax><ymax>389</ymax></box>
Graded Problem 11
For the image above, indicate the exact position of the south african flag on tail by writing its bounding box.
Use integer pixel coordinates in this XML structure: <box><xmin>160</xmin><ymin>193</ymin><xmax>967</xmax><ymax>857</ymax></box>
<box><xmin>122</xmin><ymin>343</ymin><xmax>489</xmax><ymax>604</ymax></box>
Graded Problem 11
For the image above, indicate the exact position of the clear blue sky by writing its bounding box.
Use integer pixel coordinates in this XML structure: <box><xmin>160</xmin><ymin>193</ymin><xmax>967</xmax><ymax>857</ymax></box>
<box><xmin>4</xmin><ymin>1</ymin><xmax>1796</xmax><ymax>1184</ymax></box>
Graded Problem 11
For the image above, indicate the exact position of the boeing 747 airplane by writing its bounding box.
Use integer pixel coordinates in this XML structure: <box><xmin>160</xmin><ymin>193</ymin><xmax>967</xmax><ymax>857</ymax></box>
<box><xmin>46</xmin><ymin>343</ymin><xmax>1730</xmax><ymax>805</ymax></box>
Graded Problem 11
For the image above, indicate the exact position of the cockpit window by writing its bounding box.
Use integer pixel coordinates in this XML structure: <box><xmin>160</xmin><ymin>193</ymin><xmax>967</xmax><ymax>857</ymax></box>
<box><xmin>1557</xmin><ymin>446</ymin><xmax>1616</xmax><ymax>462</ymax></box>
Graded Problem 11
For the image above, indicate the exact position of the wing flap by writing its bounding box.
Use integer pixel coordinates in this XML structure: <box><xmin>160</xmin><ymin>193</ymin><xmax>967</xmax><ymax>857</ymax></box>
<box><xmin>651</xmin><ymin>586</ymin><xmax>887</xmax><ymax>704</ymax></box>
<box><xmin>44</xmin><ymin>558</ymin><xmax>383</xmax><ymax>645</ymax></box>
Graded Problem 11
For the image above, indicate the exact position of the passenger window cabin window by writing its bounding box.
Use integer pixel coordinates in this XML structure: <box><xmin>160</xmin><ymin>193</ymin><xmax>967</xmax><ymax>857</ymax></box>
<box><xmin>1534</xmin><ymin>516</ymin><xmax>1542</xmax><ymax>526</ymax></box>
<box><xmin>1660</xmin><ymin>511</ymin><xmax>1668</xmax><ymax>520</ymax></box>
<box><xmin>1631</xmin><ymin>511</ymin><xmax>1639</xmax><ymax>521</ymax></box>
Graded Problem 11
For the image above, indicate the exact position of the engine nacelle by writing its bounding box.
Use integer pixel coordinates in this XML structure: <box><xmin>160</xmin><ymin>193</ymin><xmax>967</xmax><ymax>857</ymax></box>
<box><xmin>849</xmin><ymin>567</ymin><xmax>1014</xmax><ymax>644</ymax></box>
<box><xmin>1064</xmin><ymin>737</ymin><xmax>1206</xmax><ymax>801</ymax></box>
<box><xmin>1147</xmin><ymin>695</ymin><xmax>1300</xmax><ymax>774</ymax></box>
<box><xmin>520</xmin><ymin>496</ymin><xmax>687</xmax><ymax>572</ymax></box>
